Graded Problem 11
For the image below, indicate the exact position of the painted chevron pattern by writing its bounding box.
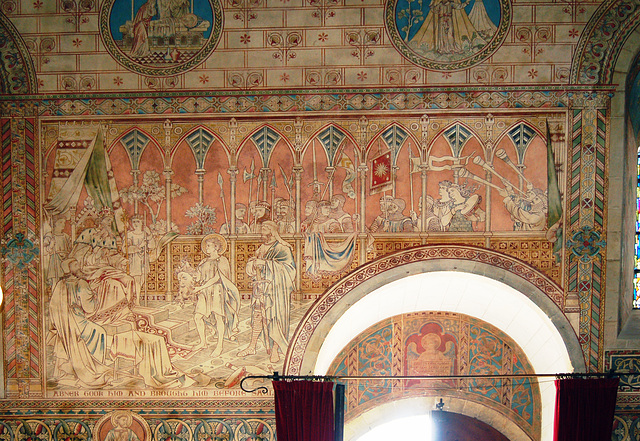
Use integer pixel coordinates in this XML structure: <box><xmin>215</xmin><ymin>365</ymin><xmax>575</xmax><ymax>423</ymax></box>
<box><xmin>567</xmin><ymin>110</ymin><xmax>582</xmax><ymax>293</ymax></box>
<box><xmin>2</xmin><ymin>118</ymin><xmax>11</xmax><ymax>236</ymax></box>
<box><xmin>594</xmin><ymin>110</ymin><xmax>606</xmax><ymax>230</ymax></box>
<box><xmin>4</xmin><ymin>265</ymin><xmax>15</xmax><ymax>379</ymax></box>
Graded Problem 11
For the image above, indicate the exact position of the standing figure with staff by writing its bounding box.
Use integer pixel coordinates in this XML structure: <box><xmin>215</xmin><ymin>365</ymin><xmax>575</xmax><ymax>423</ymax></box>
<box><xmin>238</xmin><ymin>221</ymin><xmax>296</xmax><ymax>363</ymax></box>
<box><xmin>126</xmin><ymin>214</ymin><xmax>156</xmax><ymax>305</ymax></box>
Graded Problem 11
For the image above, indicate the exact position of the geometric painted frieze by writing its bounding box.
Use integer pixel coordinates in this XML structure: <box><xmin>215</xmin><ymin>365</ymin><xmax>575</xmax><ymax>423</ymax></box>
<box><xmin>386</xmin><ymin>0</ymin><xmax>512</xmax><ymax>71</ymax></box>
<box><xmin>100</xmin><ymin>0</ymin><xmax>223</xmax><ymax>76</ymax></box>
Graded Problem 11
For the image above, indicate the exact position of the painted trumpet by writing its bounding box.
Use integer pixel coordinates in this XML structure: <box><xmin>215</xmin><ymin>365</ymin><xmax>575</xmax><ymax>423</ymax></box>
<box><xmin>459</xmin><ymin>168</ymin><xmax>526</xmax><ymax>195</ymax></box>
<box><xmin>495</xmin><ymin>149</ymin><xmax>533</xmax><ymax>187</ymax></box>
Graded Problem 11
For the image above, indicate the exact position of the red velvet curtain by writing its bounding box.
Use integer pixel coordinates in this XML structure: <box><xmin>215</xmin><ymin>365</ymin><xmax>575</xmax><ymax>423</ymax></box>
<box><xmin>273</xmin><ymin>380</ymin><xmax>335</xmax><ymax>441</ymax></box>
<box><xmin>553</xmin><ymin>377</ymin><xmax>619</xmax><ymax>441</ymax></box>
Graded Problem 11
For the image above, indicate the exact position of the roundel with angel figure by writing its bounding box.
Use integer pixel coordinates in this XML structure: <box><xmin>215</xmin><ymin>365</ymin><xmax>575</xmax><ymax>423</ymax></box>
<box><xmin>386</xmin><ymin>0</ymin><xmax>511</xmax><ymax>71</ymax></box>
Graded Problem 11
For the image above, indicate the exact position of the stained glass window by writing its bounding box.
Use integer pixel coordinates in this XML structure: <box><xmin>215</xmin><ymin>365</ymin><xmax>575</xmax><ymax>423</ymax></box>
<box><xmin>634</xmin><ymin>147</ymin><xmax>640</xmax><ymax>308</ymax></box>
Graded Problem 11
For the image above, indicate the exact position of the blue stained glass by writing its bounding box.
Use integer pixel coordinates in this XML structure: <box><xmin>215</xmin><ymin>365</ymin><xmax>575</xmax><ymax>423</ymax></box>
<box><xmin>634</xmin><ymin>148</ymin><xmax>640</xmax><ymax>308</ymax></box>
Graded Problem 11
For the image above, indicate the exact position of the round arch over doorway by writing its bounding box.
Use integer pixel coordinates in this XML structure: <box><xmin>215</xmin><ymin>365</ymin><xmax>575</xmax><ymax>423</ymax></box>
<box><xmin>285</xmin><ymin>245</ymin><xmax>585</xmax><ymax>441</ymax></box>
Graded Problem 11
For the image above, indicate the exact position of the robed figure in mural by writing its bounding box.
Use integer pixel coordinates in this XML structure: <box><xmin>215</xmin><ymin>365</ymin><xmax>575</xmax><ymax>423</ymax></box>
<box><xmin>130</xmin><ymin>0</ymin><xmax>157</xmax><ymax>58</ymax></box>
<box><xmin>410</xmin><ymin>0</ymin><xmax>485</xmax><ymax>55</ymax></box>
<box><xmin>49</xmin><ymin>258</ymin><xmax>112</xmax><ymax>388</ymax></box>
<box><xmin>239</xmin><ymin>221</ymin><xmax>296</xmax><ymax>363</ymax></box>
<box><xmin>193</xmin><ymin>233</ymin><xmax>240</xmax><ymax>355</ymax></box>
<box><xmin>68</xmin><ymin>207</ymin><xmax>137</xmax><ymax>325</ymax></box>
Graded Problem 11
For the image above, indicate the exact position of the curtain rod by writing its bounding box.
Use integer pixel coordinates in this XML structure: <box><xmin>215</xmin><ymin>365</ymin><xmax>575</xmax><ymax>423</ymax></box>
<box><xmin>239</xmin><ymin>370</ymin><xmax>626</xmax><ymax>393</ymax></box>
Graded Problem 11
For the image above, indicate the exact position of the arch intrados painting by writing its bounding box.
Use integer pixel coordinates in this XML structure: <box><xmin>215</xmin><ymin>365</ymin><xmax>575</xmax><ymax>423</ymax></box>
<box><xmin>326</xmin><ymin>310</ymin><xmax>542</xmax><ymax>440</ymax></box>
<box><xmin>285</xmin><ymin>245</ymin><xmax>583</xmax><ymax>441</ymax></box>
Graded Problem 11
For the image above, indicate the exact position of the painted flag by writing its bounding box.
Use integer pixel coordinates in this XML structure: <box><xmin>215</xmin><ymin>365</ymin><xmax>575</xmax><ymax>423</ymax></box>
<box><xmin>370</xmin><ymin>151</ymin><xmax>392</xmax><ymax>194</ymax></box>
<box><xmin>410</xmin><ymin>156</ymin><xmax>421</xmax><ymax>173</ymax></box>
<box><xmin>336</xmin><ymin>151</ymin><xmax>356</xmax><ymax>198</ymax></box>
<box><xmin>546</xmin><ymin>121</ymin><xmax>563</xmax><ymax>228</ymax></box>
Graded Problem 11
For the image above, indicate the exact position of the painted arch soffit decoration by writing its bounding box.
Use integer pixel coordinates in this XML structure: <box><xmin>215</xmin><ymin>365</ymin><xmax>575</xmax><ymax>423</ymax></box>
<box><xmin>385</xmin><ymin>0</ymin><xmax>511</xmax><ymax>71</ymax></box>
<box><xmin>572</xmin><ymin>0</ymin><xmax>640</xmax><ymax>85</ymax></box>
<box><xmin>100</xmin><ymin>0</ymin><xmax>223</xmax><ymax>76</ymax></box>
<box><xmin>0</xmin><ymin>11</ymin><xmax>37</xmax><ymax>94</ymax></box>
<box><xmin>285</xmin><ymin>244</ymin><xmax>576</xmax><ymax>376</ymax></box>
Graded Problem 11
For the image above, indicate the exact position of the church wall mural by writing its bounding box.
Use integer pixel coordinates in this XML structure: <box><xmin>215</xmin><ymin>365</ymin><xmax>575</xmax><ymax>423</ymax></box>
<box><xmin>2</xmin><ymin>0</ymin><xmax>639</xmax><ymax>438</ymax></box>
<box><xmin>37</xmin><ymin>111</ymin><xmax>566</xmax><ymax>397</ymax></box>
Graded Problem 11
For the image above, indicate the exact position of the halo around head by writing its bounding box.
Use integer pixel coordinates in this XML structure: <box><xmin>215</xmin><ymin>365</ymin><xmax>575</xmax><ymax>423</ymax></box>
<box><xmin>201</xmin><ymin>233</ymin><xmax>227</xmax><ymax>255</ymax></box>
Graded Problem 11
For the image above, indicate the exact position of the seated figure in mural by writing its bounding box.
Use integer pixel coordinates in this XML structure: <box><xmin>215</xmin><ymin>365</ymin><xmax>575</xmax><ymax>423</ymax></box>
<box><xmin>49</xmin><ymin>258</ymin><xmax>112</xmax><ymax>388</ymax></box>
<box><xmin>43</xmin><ymin>214</ymin><xmax>72</xmax><ymax>288</ymax></box>
<box><xmin>192</xmin><ymin>234</ymin><xmax>240</xmax><ymax>355</ymax></box>
<box><xmin>370</xmin><ymin>195</ymin><xmax>414</xmax><ymax>233</ymax></box>
<box><xmin>498</xmin><ymin>183</ymin><xmax>548</xmax><ymax>231</ymax></box>
<box><xmin>68</xmin><ymin>207</ymin><xmax>136</xmax><ymax>326</ymax></box>
<box><xmin>220</xmin><ymin>203</ymin><xmax>251</xmax><ymax>235</ymax></box>
<box><xmin>239</xmin><ymin>221</ymin><xmax>296</xmax><ymax>363</ymax></box>
<box><xmin>50</xmin><ymin>257</ymin><xmax>181</xmax><ymax>389</ymax></box>
<box><xmin>410</xmin><ymin>0</ymin><xmax>486</xmax><ymax>56</ymax></box>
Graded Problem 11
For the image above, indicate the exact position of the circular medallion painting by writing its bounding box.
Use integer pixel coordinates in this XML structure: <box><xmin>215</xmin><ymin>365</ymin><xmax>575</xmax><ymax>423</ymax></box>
<box><xmin>100</xmin><ymin>0</ymin><xmax>223</xmax><ymax>76</ymax></box>
<box><xmin>386</xmin><ymin>0</ymin><xmax>511</xmax><ymax>71</ymax></box>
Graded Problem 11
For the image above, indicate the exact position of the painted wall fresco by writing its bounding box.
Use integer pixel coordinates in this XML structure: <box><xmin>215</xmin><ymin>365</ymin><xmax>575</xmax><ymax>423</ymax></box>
<box><xmin>37</xmin><ymin>112</ymin><xmax>566</xmax><ymax>397</ymax></box>
<box><xmin>327</xmin><ymin>311</ymin><xmax>541</xmax><ymax>440</ymax></box>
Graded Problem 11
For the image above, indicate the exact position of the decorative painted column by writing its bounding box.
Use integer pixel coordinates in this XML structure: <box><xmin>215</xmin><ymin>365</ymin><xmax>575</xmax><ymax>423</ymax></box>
<box><xmin>419</xmin><ymin>115</ymin><xmax>429</xmax><ymax>241</ymax></box>
<box><xmin>163</xmin><ymin>168</ymin><xmax>174</xmax><ymax>302</ymax></box>
<box><xmin>358</xmin><ymin>116</ymin><xmax>368</xmax><ymax>261</ymax></box>
<box><xmin>228</xmin><ymin>167</ymin><xmax>238</xmax><ymax>281</ymax></box>
<box><xmin>565</xmin><ymin>93</ymin><xmax>609</xmax><ymax>371</ymax></box>
<box><xmin>0</xmin><ymin>111</ymin><xmax>40</xmax><ymax>398</ymax></box>
<box><xmin>293</xmin><ymin>165</ymin><xmax>303</xmax><ymax>298</ymax></box>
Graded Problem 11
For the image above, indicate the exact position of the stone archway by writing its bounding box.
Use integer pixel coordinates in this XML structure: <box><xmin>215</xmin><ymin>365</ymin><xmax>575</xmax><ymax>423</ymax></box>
<box><xmin>284</xmin><ymin>245</ymin><xmax>585</xmax><ymax>441</ymax></box>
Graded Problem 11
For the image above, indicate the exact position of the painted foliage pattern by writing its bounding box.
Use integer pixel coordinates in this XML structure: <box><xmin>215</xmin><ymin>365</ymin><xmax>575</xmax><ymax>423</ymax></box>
<box><xmin>327</xmin><ymin>311</ymin><xmax>540</xmax><ymax>440</ymax></box>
